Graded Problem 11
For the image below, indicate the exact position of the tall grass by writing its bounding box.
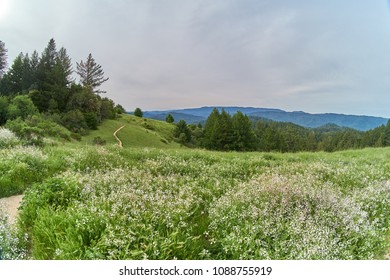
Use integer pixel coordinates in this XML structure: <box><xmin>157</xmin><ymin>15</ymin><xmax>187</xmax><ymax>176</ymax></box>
<box><xmin>10</xmin><ymin>146</ymin><xmax>390</xmax><ymax>260</ymax></box>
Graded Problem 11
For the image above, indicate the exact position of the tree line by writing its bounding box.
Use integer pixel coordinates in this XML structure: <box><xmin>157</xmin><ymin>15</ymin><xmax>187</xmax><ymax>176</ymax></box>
<box><xmin>173</xmin><ymin>108</ymin><xmax>390</xmax><ymax>152</ymax></box>
<box><xmin>0</xmin><ymin>39</ymin><xmax>125</xmax><ymax>142</ymax></box>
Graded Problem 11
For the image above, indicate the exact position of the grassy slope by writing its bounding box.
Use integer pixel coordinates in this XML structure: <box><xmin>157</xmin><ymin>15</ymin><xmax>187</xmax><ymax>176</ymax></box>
<box><xmin>80</xmin><ymin>114</ymin><xmax>182</xmax><ymax>149</ymax></box>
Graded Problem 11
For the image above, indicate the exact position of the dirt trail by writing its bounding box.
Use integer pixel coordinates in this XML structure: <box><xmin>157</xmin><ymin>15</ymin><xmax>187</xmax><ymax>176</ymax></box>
<box><xmin>113</xmin><ymin>125</ymin><xmax>125</xmax><ymax>148</ymax></box>
<box><xmin>0</xmin><ymin>195</ymin><xmax>23</xmax><ymax>225</ymax></box>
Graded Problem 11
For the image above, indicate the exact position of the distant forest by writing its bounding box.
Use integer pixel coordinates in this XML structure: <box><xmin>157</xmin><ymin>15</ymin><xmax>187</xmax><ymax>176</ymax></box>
<box><xmin>0</xmin><ymin>39</ymin><xmax>125</xmax><ymax>144</ymax></box>
<box><xmin>173</xmin><ymin>108</ymin><xmax>390</xmax><ymax>152</ymax></box>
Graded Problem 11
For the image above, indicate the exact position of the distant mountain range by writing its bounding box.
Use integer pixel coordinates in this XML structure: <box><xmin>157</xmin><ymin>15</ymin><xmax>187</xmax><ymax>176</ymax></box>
<box><xmin>142</xmin><ymin>107</ymin><xmax>389</xmax><ymax>131</ymax></box>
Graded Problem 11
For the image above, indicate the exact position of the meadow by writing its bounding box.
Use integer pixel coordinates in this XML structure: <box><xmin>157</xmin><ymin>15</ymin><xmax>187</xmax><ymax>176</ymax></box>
<box><xmin>1</xmin><ymin>129</ymin><xmax>389</xmax><ymax>260</ymax></box>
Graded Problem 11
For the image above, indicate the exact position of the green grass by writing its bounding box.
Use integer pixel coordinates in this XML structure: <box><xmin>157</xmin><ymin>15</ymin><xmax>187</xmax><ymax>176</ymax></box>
<box><xmin>80</xmin><ymin>114</ymin><xmax>182</xmax><ymax>149</ymax></box>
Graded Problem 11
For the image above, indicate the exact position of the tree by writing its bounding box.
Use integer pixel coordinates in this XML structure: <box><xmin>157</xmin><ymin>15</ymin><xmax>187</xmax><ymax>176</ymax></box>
<box><xmin>0</xmin><ymin>96</ymin><xmax>9</xmax><ymax>125</ymax></box>
<box><xmin>174</xmin><ymin>120</ymin><xmax>191</xmax><ymax>144</ymax></box>
<box><xmin>76</xmin><ymin>53</ymin><xmax>109</xmax><ymax>94</ymax></box>
<box><xmin>166</xmin><ymin>113</ymin><xmax>174</xmax><ymax>123</ymax></box>
<box><xmin>7</xmin><ymin>95</ymin><xmax>38</xmax><ymax>120</ymax></box>
<box><xmin>231</xmin><ymin>111</ymin><xmax>255</xmax><ymax>151</ymax></box>
<box><xmin>202</xmin><ymin>108</ymin><xmax>220</xmax><ymax>149</ymax></box>
<box><xmin>0</xmin><ymin>40</ymin><xmax>7</xmax><ymax>78</ymax></box>
<box><xmin>134</xmin><ymin>107</ymin><xmax>143</xmax><ymax>118</ymax></box>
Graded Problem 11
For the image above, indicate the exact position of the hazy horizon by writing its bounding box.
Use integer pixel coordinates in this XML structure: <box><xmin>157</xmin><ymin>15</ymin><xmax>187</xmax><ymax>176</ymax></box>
<box><xmin>1</xmin><ymin>0</ymin><xmax>390</xmax><ymax>118</ymax></box>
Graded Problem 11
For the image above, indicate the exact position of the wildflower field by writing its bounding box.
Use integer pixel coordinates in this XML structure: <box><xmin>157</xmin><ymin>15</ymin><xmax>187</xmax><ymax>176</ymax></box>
<box><xmin>1</xmin><ymin>138</ymin><xmax>389</xmax><ymax>259</ymax></box>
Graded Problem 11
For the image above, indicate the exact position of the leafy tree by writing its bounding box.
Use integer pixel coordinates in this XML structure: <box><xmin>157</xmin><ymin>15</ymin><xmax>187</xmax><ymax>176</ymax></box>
<box><xmin>0</xmin><ymin>40</ymin><xmax>7</xmax><ymax>78</ymax></box>
<box><xmin>165</xmin><ymin>113</ymin><xmax>174</xmax><ymax>123</ymax></box>
<box><xmin>114</xmin><ymin>104</ymin><xmax>126</xmax><ymax>114</ymax></box>
<box><xmin>84</xmin><ymin>112</ymin><xmax>99</xmax><ymax>130</ymax></box>
<box><xmin>61</xmin><ymin>109</ymin><xmax>88</xmax><ymax>134</ymax></box>
<box><xmin>100</xmin><ymin>97</ymin><xmax>116</xmax><ymax>120</ymax></box>
<box><xmin>134</xmin><ymin>107</ymin><xmax>143</xmax><ymax>118</ymax></box>
<box><xmin>76</xmin><ymin>53</ymin><xmax>108</xmax><ymax>94</ymax></box>
<box><xmin>7</xmin><ymin>95</ymin><xmax>38</xmax><ymax>120</ymax></box>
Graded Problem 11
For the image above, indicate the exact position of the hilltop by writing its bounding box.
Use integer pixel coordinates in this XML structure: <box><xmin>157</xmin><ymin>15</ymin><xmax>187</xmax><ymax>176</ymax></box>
<box><xmin>80</xmin><ymin>114</ymin><xmax>182</xmax><ymax>149</ymax></box>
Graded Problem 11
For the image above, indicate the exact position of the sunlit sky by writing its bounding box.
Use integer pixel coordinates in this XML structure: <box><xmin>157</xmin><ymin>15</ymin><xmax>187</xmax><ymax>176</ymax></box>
<box><xmin>1</xmin><ymin>0</ymin><xmax>390</xmax><ymax>117</ymax></box>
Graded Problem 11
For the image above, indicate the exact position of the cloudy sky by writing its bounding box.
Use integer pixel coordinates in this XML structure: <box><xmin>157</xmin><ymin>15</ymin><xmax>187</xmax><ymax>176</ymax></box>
<box><xmin>1</xmin><ymin>0</ymin><xmax>390</xmax><ymax>117</ymax></box>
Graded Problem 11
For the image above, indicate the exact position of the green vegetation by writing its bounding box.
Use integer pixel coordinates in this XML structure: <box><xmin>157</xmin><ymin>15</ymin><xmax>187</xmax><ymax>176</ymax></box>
<box><xmin>0</xmin><ymin>132</ymin><xmax>389</xmax><ymax>259</ymax></box>
<box><xmin>0</xmin><ymin>38</ymin><xmax>389</xmax><ymax>261</ymax></box>
<box><xmin>80</xmin><ymin>114</ymin><xmax>180</xmax><ymax>149</ymax></box>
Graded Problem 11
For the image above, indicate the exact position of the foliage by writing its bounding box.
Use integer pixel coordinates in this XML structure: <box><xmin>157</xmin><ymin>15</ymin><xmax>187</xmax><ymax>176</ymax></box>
<box><xmin>76</xmin><ymin>53</ymin><xmax>108</xmax><ymax>94</ymax></box>
<box><xmin>0</xmin><ymin>38</ymin><xmax>123</xmax><ymax>135</ymax></box>
<box><xmin>61</xmin><ymin>109</ymin><xmax>88</xmax><ymax>135</ymax></box>
<box><xmin>7</xmin><ymin>95</ymin><xmax>38</xmax><ymax>120</ymax></box>
<box><xmin>92</xmin><ymin>136</ymin><xmax>106</xmax><ymax>146</ymax></box>
<box><xmin>0</xmin><ymin>212</ymin><xmax>28</xmax><ymax>260</ymax></box>
<box><xmin>166</xmin><ymin>113</ymin><xmax>174</xmax><ymax>123</ymax></box>
<box><xmin>134</xmin><ymin>108</ymin><xmax>143</xmax><ymax>118</ymax></box>
<box><xmin>0</xmin><ymin>144</ymin><xmax>385</xmax><ymax>260</ymax></box>
<box><xmin>0</xmin><ymin>127</ymin><xmax>19</xmax><ymax>148</ymax></box>
<box><xmin>174</xmin><ymin>120</ymin><xmax>191</xmax><ymax>144</ymax></box>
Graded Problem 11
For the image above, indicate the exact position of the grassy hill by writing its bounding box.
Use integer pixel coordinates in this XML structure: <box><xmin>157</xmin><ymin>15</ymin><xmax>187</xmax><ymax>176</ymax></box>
<box><xmin>80</xmin><ymin>114</ymin><xmax>182</xmax><ymax>149</ymax></box>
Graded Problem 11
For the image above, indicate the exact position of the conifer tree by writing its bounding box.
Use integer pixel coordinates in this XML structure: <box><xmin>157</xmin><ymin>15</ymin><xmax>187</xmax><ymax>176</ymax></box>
<box><xmin>203</xmin><ymin>108</ymin><xmax>220</xmax><ymax>149</ymax></box>
<box><xmin>166</xmin><ymin>113</ymin><xmax>174</xmax><ymax>123</ymax></box>
<box><xmin>76</xmin><ymin>53</ymin><xmax>109</xmax><ymax>94</ymax></box>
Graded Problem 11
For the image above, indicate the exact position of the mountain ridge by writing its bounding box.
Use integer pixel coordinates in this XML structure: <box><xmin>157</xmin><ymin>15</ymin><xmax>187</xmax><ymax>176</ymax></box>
<box><xmin>142</xmin><ymin>106</ymin><xmax>389</xmax><ymax>131</ymax></box>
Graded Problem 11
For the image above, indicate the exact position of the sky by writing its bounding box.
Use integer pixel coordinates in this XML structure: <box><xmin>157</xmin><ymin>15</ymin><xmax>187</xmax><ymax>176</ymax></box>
<box><xmin>1</xmin><ymin>0</ymin><xmax>390</xmax><ymax>117</ymax></box>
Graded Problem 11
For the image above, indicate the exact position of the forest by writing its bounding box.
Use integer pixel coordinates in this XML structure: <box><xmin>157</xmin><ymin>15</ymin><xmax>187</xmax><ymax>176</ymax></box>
<box><xmin>173</xmin><ymin>108</ymin><xmax>390</xmax><ymax>152</ymax></box>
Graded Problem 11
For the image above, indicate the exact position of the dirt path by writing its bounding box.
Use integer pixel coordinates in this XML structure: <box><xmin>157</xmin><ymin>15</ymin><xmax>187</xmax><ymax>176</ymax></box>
<box><xmin>113</xmin><ymin>125</ymin><xmax>125</xmax><ymax>148</ymax></box>
<box><xmin>0</xmin><ymin>195</ymin><xmax>23</xmax><ymax>225</ymax></box>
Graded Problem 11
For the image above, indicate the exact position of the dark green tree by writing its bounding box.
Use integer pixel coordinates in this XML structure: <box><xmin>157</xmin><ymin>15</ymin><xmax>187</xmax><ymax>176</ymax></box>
<box><xmin>100</xmin><ymin>97</ymin><xmax>116</xmax><ymax>120</ymax></box>
<box><xmin>174</xmin><ymin>120</ymin><xmax>191</xmax><ymax>144</ymax></box>
<box><xmin>61</xmin><ymin>109</ymin><xmax>88</xmax><ymax>134</ymax></box>
<box><xmin>166</xmin><ymin>113</ymin><xmax>174</xmax><ymax>123</ymax></box>
<box><xmin>134</xmin><ymin>107</ymin><xmax>143</xmax><ymax>118</ymax></box>
<box><xmin>215</xmin><ymin>109</ymin><xmax>234</xmax><ymax>150</ymax></box>
<box><xmin>76</xmin><ymin>53</ymin><xmax>109</xmax><ymax>94</ymax></box>
<box><xmin>0</xmin><ymin>96</ymin><xmax>9</xmax><ymax>125</ymax></box>
<box><xmin>231</xmin><ymin>111</ymin><xmax>255</xmax><ymax>151</ymax></box>
<box><xmin>202</xmin><ymin>108</ymin><xmax>220</xmax><ymax>149</ymax></box>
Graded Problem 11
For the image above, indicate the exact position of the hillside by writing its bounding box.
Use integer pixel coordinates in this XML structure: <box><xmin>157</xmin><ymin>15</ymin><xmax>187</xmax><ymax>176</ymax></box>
<box><xmin>80</xmin><ymin>114</ymin><xmax>182</xmax><ymax>149</ymax></box>
<box><xmin>144</xmin><ymin>107</ymin><xmax>388</xmax><ymax>131</ymax></box>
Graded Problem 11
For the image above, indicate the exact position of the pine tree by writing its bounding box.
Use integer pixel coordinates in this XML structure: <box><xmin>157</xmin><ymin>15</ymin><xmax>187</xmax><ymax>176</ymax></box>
<box><xmin>174</xmin><ymin>120</ymin><xmax>191</xmax><ymax>144</ymax></box>
<box><xmin>232</xmin><ymin>111</ymin><xmax>255</xmax><ymax>151</ymax></box>
<box><xmin>0</xmin><ymin>40</ymin><xmax>7</xmax><ymax>78</ymax></box>
<box><xmin>203</xmin><ymin>108</ymin><xmax>220</xmax><ymax>149</ymax></box>
<box><xmin>76</xmin><ymin>53</ymin><xmax>109</xmax><ymax>94</ymax></box>
<box><xmin>166</xmin><ymin>113</ymin><xmax>174</xmax><ymax>123</ymax></box>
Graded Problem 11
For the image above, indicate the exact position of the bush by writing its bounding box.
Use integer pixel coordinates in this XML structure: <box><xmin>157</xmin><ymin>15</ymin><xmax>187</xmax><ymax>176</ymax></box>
<box><xmin>61</xmin><ymin>109</ymin><xmax>88</xmax><ymax>134</ymax></box>
<box><xmin>92</xmin><ymin>136</ymin><xmax>106</xmax><ymax>146</ymax></box>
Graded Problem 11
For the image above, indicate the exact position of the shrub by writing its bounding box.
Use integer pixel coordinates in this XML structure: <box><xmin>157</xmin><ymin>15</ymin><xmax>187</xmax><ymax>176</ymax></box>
<box><xmin>92</xmin><ymin>136</ymin><xmax>106</xmax><ymax>146</ymax></box>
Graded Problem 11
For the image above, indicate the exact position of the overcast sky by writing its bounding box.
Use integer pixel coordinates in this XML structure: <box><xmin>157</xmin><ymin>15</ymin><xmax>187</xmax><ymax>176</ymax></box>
<box><xmin>1</xmin><ymin>0</ymin><xmax>390</xmax><ymax>117</ymax></box>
